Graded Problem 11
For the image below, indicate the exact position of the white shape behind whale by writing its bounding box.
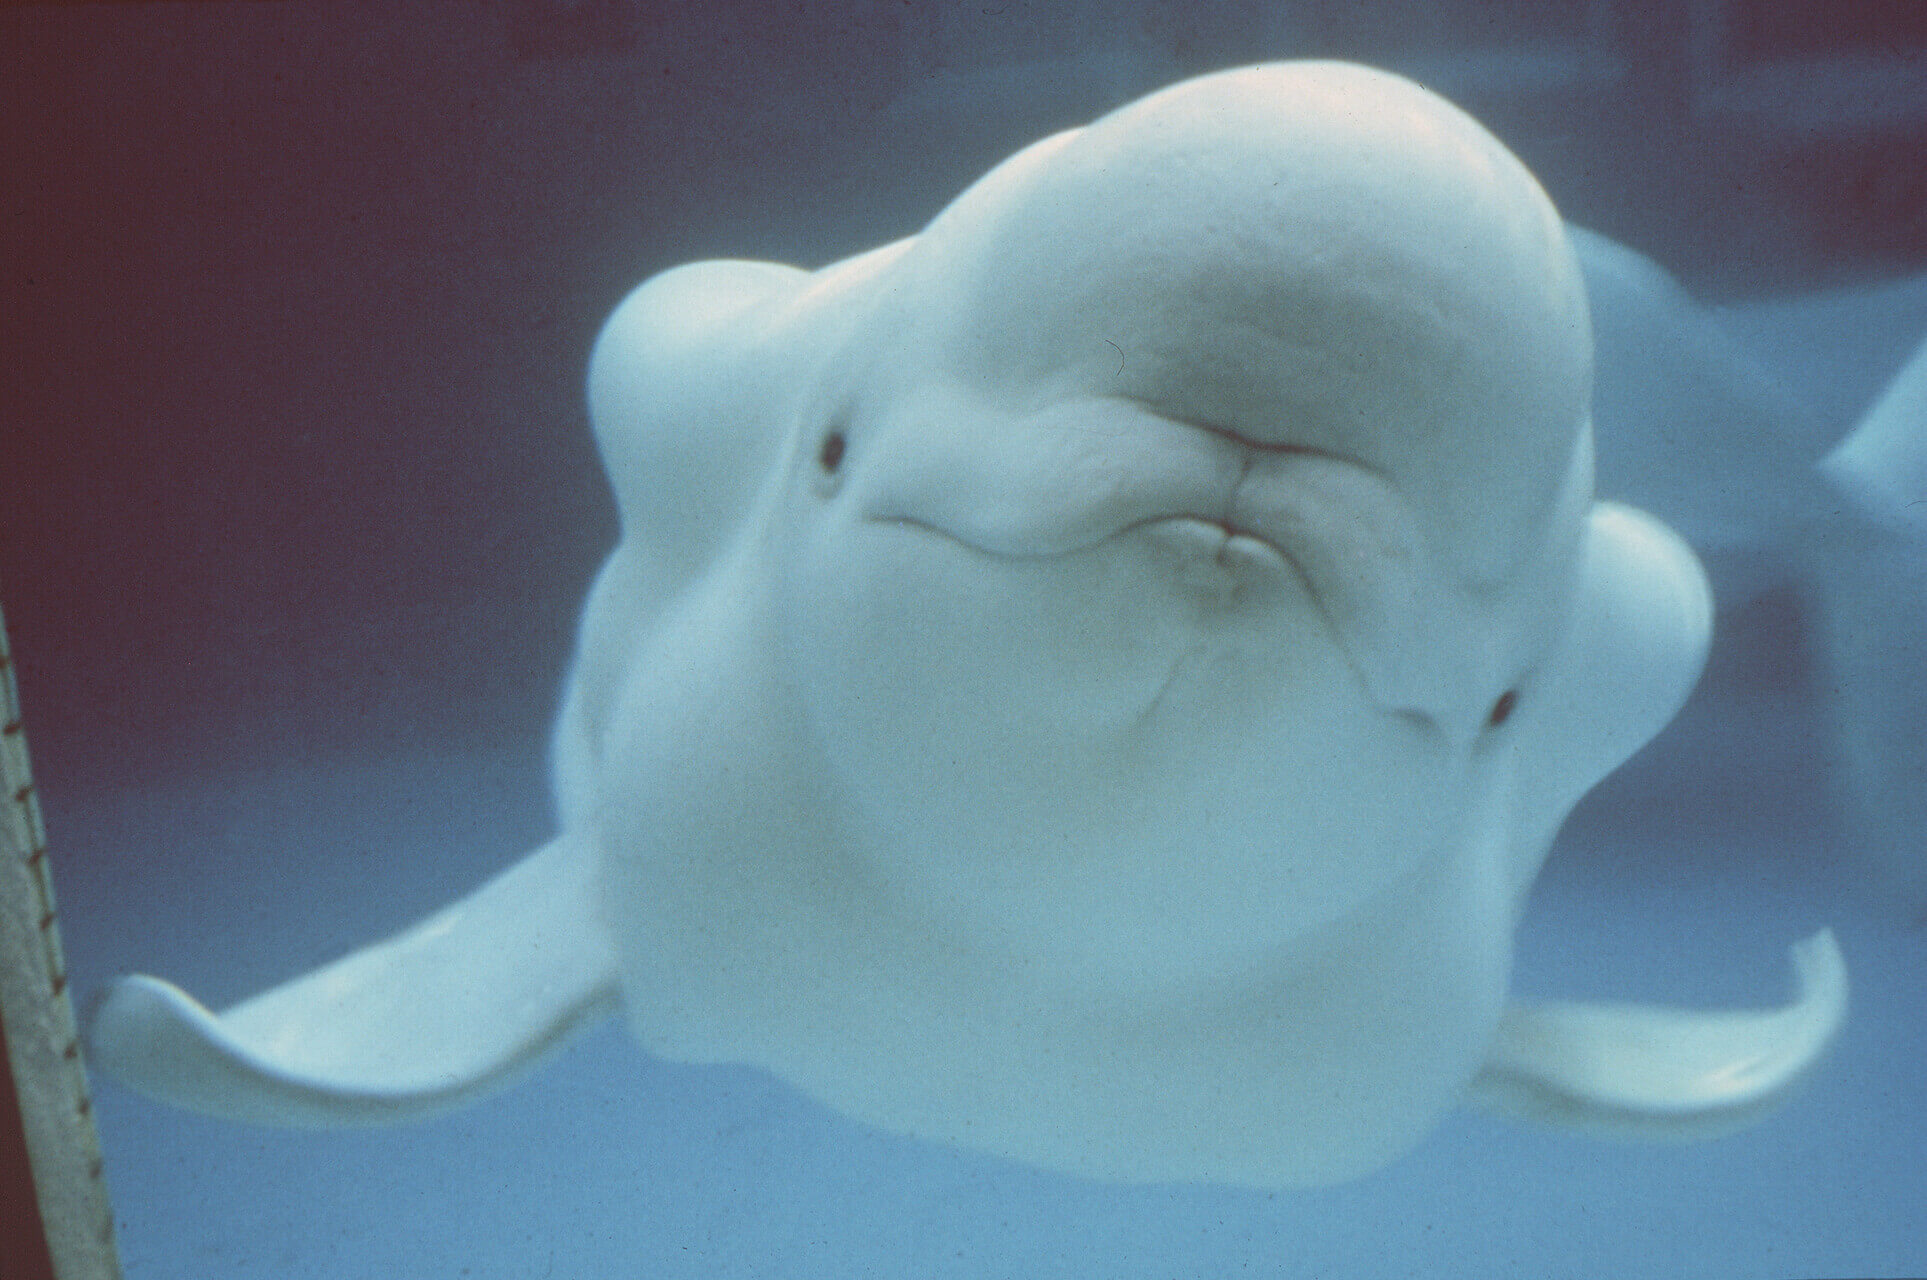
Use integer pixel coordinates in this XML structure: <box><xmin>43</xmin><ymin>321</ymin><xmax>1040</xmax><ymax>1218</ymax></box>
<box><xmin>1823</xmin><ymin>333</ymin><xmax>1927</xmax><ymax>541</ymax></box>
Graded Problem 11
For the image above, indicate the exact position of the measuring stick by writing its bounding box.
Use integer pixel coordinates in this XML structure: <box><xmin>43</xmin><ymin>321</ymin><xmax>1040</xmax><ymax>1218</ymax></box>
<box><xmin>0</xmin><ymin>600</ymin><xmax>121</xmax><ymax>1280</ymax></box>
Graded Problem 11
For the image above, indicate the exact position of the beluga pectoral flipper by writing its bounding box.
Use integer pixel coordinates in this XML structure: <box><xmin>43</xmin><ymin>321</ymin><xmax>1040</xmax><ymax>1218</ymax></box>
<box><xmin>90</xmin><ymin>836</ymin><xmax>619</xmax><ymax>1126</ymax></box>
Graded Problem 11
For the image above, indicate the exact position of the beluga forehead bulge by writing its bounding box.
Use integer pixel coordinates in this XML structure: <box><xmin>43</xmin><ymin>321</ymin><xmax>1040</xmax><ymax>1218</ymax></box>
<box><xmin>892</xmin><ymin>60</ymin><xmax>1592</xmax><ymax>588</ymax></box>
<box><xmin>90</xmin><ymin>61</ymin><xmax>1844</xmax><ymax>1196</ymax></box>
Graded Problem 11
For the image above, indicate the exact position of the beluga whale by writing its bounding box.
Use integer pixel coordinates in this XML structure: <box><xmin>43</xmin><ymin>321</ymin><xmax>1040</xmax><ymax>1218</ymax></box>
<box><xmin>89</xmin><ymin>61</ymin><xmax>1847</xmax><ymax>1189</ymax></box>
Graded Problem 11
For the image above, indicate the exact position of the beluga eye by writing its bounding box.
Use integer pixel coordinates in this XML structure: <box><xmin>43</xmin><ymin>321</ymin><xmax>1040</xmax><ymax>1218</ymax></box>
<box><xmin>1486</xmin><ymin>689</ymin><xmax>1519</xmax><ymax>729</ymax></box>
<box><xmin>818</xmin><ymin>429</ymin><xmax>846</xmax><ymax>473</ymax></box>
<box><xmin>810</xmin><ymin>424</ymin><xmax>849</xmax><ymax>499</ymax></box>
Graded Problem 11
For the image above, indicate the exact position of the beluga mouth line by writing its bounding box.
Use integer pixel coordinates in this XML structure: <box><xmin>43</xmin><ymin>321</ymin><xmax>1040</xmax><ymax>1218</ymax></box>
<box><xmin>1128</xmin><ymin>514</ymin><xmax>1290</xmax><ymax>571</ymax></box>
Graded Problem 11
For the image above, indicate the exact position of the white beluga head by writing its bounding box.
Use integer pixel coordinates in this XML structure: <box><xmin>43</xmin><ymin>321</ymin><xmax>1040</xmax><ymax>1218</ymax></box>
<box><xmin>89</xmin><ymin>61</ymin><xmax>1845</xmax><ymax>1194</ymax></box>
<box><xmin>777</xmin><ymin>62</ymin><xmax>1593</xmax><ymax>985</ymax></box>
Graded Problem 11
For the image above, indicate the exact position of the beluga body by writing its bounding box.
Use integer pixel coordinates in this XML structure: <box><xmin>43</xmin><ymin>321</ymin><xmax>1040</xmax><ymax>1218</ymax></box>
<box><xmin>91</xmin><ymin>61</ymin><xmax>1846</xmax><ymax>1190</ymax></box>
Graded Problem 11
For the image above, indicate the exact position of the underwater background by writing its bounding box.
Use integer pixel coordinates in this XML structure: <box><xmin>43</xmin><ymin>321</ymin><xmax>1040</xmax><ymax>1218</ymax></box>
<box><xmin>2</xmin><ymin>2</ymin><xmax>1924</xmax><ymax>1276</ymax></box>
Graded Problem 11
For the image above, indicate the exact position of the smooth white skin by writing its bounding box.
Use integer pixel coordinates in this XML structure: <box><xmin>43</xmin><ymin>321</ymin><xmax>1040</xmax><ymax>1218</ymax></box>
<box><xmin>1823</xmin><ymin>333</ymin><xmax>1927</xmax><ymax>540</ymax></box>
<box><xmin>592</xmin><ymin>63</ymin><xmax>1598</xmax><ymax>1185</ymax></box>
<box><xmin>87</xmin><ymin>62</ymin><xmax>1843</xmax><ymax>1192</ymax></box>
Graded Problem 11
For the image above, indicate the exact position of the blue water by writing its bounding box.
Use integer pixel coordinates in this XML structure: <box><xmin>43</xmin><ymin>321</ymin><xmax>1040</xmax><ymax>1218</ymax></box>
<box><xmin>6</xmin><ymin>3</ymin><xmax>1926</xmax><ymax>1277</ymax></box>
<box><xmin>43</xmin><ymin>707</ymin><xmax>1925</xmax><ymax>1278</ymax></box>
